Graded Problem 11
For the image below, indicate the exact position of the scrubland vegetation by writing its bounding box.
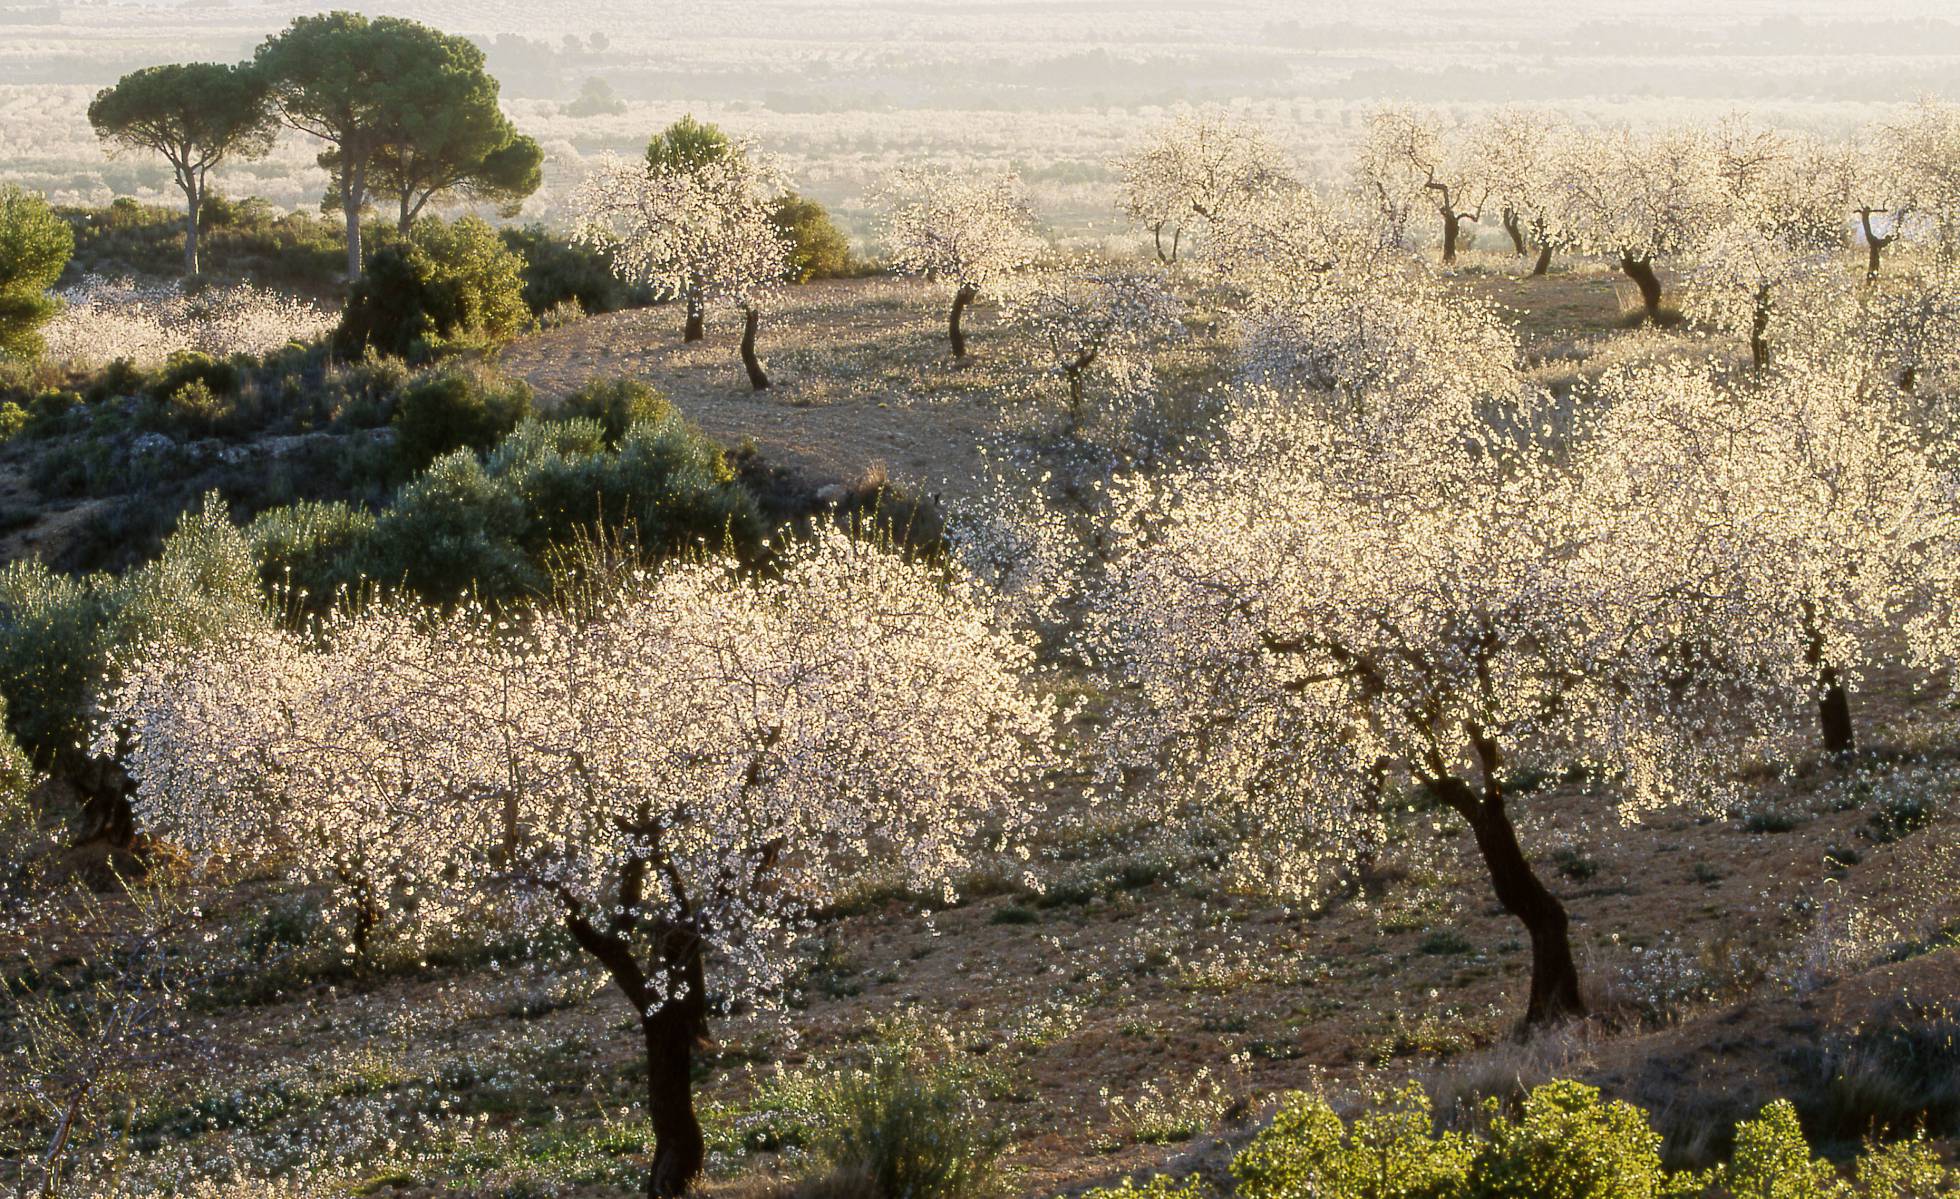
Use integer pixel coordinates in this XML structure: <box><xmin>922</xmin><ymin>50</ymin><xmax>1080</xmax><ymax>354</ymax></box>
<box><xmin>2</xmin><ymin>7</ymin><xmax>1960</xmax><ymax>1199</ymax></box>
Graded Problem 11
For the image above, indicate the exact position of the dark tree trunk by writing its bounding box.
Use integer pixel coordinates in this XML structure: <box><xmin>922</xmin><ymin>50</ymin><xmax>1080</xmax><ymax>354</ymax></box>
<box><xmin>1152</xmin><ymin>222</ymin><xmax>1178</xmax><ymax>264</ymax></box>
<box><xmin>1750</xmin><ymin>284</ymin><xmax>1772</xmax><ymax>371</ymax></box>
<box><xmin>1428</xmin><ymin>773</ymin><xmax>1585</xmax><ymax>1029</ymax></box>
<box><xmin>1859</xmin><ymin>211</ymin><xmax>1894</xmax><ymax>284</ymax></box>
<box><xmin>397</xmin><ymin>191</ymin><xmax>414</xmax><ymax>236</ymax></box>
<box><xmin>1502</xmin><ymin>207</ymin><xmax>1528</xmax><ymax>256</ymax></box>
<box><xmin>683</xmin><ymin>292</ymin><xmax>705</xmax><ymax>342</ymax></box>
<box><xmin>563</xmin><ymin>899</ymin><xmax>712</xmax><ymax>1199</ymax></box>
<box><xmin>1531</xmin><ymin>244</ymin><xmax>1553</xmax><ymax>277</ymax></box>
<box><xmin>739</xmin><ymin>306</ymin><xmax>769</xmax><ymax>391</ymax></box>
<box><xmin>643</xmin><ymin>1007</ymin><xmax>706</xmax><ymax>1199</ymax></box>
<box><xmin>1620</xmin><ymin>255</ymin><xmax>1663</xmax><ymax>320</ymax></box>
<box><xmin>1442</xmin><ymin>212</ymin><xmax>1463</xmax><ymax>265</ymax></box>
<box><xmin>1901</xmin><ymin>365</ymin><xmax>1918</xmax><ymax>394</ymax></box>
<box><xmin>1804</xmin><ymin>604</ymin><xmax>1855</xmax><ymax>758</ymax></box>
<box><xmin>949</xmin><ymin>282</ymin><xmax>977</xmax><ymax>359</ymax></box>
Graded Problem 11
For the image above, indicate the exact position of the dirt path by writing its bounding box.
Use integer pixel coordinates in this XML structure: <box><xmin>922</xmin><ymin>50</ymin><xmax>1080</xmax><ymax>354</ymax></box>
<box><xmin>499</xmin><ymin>278</ymin><xmax>1026</xmax><ymax>497</ymax></box>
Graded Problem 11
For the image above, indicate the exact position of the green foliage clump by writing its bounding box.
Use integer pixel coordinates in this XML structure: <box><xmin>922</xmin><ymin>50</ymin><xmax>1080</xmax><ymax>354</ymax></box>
<box><xmin>500</xmin><ymin>224</ymin><xmax>647</xmax><ymax>317</ymax></box>
<box><xmin>556</xmin><ymin>377</ymin><xmax>674</xmax><ymax>447</ymax></box>
<box><xmin>1467</xmin><ymin>1080</ymin><xmax>1685</xmax><ymax>1199</ymax></box>
<box><xmin>1176</xmin><ymin>1082</ymin><xmax>1960</xmax><ymax>1199</ymax></box>
<box><xmin>248</xmin><ymin>499</ymin><xmax>377</xmax><ymax>602</ymax></box>
<box><xmin>772</xmin><ymin>192</ymin><xmax>856</xmax><ymax>283</ymax></box>
<box><xmin>807</xmin><ymin>1050</ymin><xmax>1008</xmax><ymax>1199</ymax></box>
<box><xmin>336</xmin><ymin>216</ymin><xmax>529</xmax><ymax>361</ymax></box>
<box><xmin>646</xmin><ymin>114</ymin><xmax>735</xmax><ymax>173</ymax></box>
<box><xmin>260</xmin><ymin>406</ymin><xmax>759</xmax><ymax>606</ymax></box>
<box><xmin>0</xmin><ymin>496</ymin><xmax>265</xmax><ymax>770</ymax></box>
<box><xmin>1234</xmin><ymin>1084</ymin><xmax>1472</xmax><ymax>1199</ymax></box>
<box><xmin>391</xmin><ymin>366</ymin><xmax>534</xmax><ymax>471</ymax></box>
<box><xmin>0</xmin><ymin>185</ymin><xmax>75</xmax><ymax>360</ymax></box>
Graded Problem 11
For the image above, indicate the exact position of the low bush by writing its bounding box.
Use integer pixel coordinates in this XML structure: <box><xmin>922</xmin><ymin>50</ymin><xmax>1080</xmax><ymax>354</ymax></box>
<box><xmin>391</xmin><ymin>366</ymin><xmax>534</xmax><ymax>472</ymax></box>
<box><xmin>803</xmin><ymin>1051</ymin><xmax>1007</xmax><ymax>1199</ymax></box>
<box><xmin>555</xmin><ymin>376</ymin><xmax>674</xmax><ymax>447</ymax></box>
<box><xmin>1111</xmin><ymin>1080</ymin><xmax>1960</xmax><ymax>1199</ymax></box>
<box><xmin>336</xmin><ymin>216</ymin><xmax>529</xmax><ymax>362</ymax></box>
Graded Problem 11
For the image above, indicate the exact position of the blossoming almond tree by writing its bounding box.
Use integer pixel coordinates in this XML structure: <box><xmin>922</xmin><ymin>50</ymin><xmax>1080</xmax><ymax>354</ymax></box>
<box><xmin>1554</xmin><ymin>125</ymin><xmax>1723</xmax><ymax>321</ymax></box>
<box><xmin>1357</xmin><ymin>106</ymin><xmax>1489</xmax><ymax>265</ymax></box>
<box><xmin>572</xmin><ymin>146</ymin><xmax>790</xmax><ymax>388</ymax></box>
<box><xmin>1001</xmin><ymin>260</ymin><xmax>1184</xmax><ymax>428</ymax></box>
<box><xmin>1473</xmin><ymin>107</ymin><xmax>1575</xmax><ymax>276</ymax></box>
<box><xmin>104</xmin><ymin>530</ymin><xmax>1053</xmax><ymax>1199</ymax></box>
<box><xmin>877</xmin><ymin>167</ymin><xmax>1044</xmax><ymax>359</ymax></box>
<box><xmin>1113</xmin><ymin>115</ymin><xmax>1292</xmax><ymax>265</ymax></box>
<box><xmin>1580</xmin><ymin>356</ymin><xmax>1960</xmax><ymax>758</ymax></box>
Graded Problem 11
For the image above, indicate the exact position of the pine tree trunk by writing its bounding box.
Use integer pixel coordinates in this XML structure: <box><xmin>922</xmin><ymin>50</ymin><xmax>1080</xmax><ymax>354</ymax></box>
<box><xmin>343</xmin><ymin>164</ymin><xmax>365</xmax><ymax>280</ymax></box>
<box><xmin>1620</xmin><ymin>255</ymin><xmax>1664</xmax><ymax>320</ymax></box>
<box><xmin>740</xmin><ymin>306</ymin><xmax>769</xmax><ymax>390</ymax></box>
<box><xmin>1428</xmin><ymin>775</ymin><xmax>1585</xmax><ymax>1029</ymax></box>
<box><xmin>181</xmin><ymin>179</ymin><xmax>201</xmax><ymax>278</ymax></box>
<box><xmin>949</xmin><ymin>282</ymin><xmax>977</xmax><ymax>359</ymax></box>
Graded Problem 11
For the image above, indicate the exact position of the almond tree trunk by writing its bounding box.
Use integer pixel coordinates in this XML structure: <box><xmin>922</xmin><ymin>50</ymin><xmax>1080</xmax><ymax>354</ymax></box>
<box><xmin>1859</xmin><ymin>210</ymin><xmax>1895</xmax><ymax>284</ymax></box>
<box><xmin>949</xmin><ymin>282</ymin><xmax>977</xmax><ymax>359</ymax></box>
<box><xmin>1750</xmin><ymin>284</ymin><xmax>1772</xmax><ymax>371</ymax></box>
<box><xmin>1442</xmin><ymin>212</ymin><xmax>1464</xmax><ymax>265</ymax></box>
<box><xmin>1428</xmin><ymin>772</ymin><xmax>1585</xmax><ymax>1029</ymax></box>
<box><xmin>683</xmin><ymin>290</ymin><xmax>705</xmax><ymax>342</ymax></box>
<box><xmin>740</xmin><ymin>306</ymin><xmax>769</xmax><ymax>390</ymax></box>
<box><xmin>1804</xmin><ymin>604</ymin><xmax>1855</xmax><ymax>758</ymax></box>
<box><xmin>1620</xmin><ymin>254</ymin><xmax>1664</xmax><ymax>320</ymax></box>
<box><xmin>1502</xmin><ymin>207</ymin><xmax>1528</xmax><ymax>256</ymax></box>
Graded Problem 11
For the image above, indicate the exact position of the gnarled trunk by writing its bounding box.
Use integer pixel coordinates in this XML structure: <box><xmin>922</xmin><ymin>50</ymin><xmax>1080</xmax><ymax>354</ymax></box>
<box><xmin>740</xmin><ymin>306</ymin><xmax>769</xmax><ymax>391</ymax></box>
<box><xmin>683</xmin><ymin>291</ymin><xmax>705</xmax><ymax>342</ymax></box>
<box><xmin>1619</xmin><ymin>254</ymin><xmax>1663</xmax><ymax>321</ymax></box>
<box><xmin>643</xmin><ymin>1005</ymin><xmax>706</xmax><ymax>1199</ymax></box>
<box><xmin>948</xmin><ymin>282</ymin><xmax>977</xmax><ymax>359</ymax></box>
<box><xmin>1441</xmin><ymin>212</ymin><xmax>1464</xmax><ymax>265</ymax></box>
<box><xmin>1750</xmin><ymin>284</ymin><xmax>1772</xmax><ymax>371</ymax></box>
<box><xmin>1859</xmin><ymin>211</ymin><xmax>1895</xmax><ymax>284</ymax></box>
<box><xmin>1804</xmin><ymin>605</ymin><xmax>1855</xmax><ymax>758</ymax></box>
<box><xmin>1532</xmin><ymin>244</ymin><xmax>1553</xmax><ymax>277</ymax></box>
<box><xmin>1502</xmin><ymin>207</ymin><xmax>1528</xmax><ymax>256</ymax></box>
<box><xmin>1428</xmin><ymin>772</ymin><xmax>1585</xmax><ymax>1029</ymax></box>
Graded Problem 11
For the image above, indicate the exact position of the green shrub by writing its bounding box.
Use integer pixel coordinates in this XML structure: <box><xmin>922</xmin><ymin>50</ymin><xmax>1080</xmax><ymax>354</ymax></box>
<box><xmin>772</xmin><ymin>192</ymin><xmax>855</xmax><ymax>283</ymax></box>
<box><xmin>248</xmin><ymin>499</ymin><xmax>377</xmax><ymax>603</ymax></box>
<box><xmin>500</xmin><ymin>224</ymin><xmax>646</xmax><ymax>317</ymax></box>
<box><xmin>391</xmin><ymin>366</ymin><xmax>534</xmax><ymax>471</ymax></box>
<box><xmin>0</xmin><ymin>495</ymin><xmax>264</xmax><ymax>770</ymax></box>
<box><xmin>350</xmin><ymin>450</ymin><xmax>541</xmax><ymax>603</ymax></box>
<box><xmin>0</xmin><ymin>185</ymin><xmax>74</xmax><ymax>361</ymax></box>
<box><xmin>0</xmin><ymin>401</ymin><xmax>26</xmax><ymax>441</ymax></box>
<box><xmin>808</xmin><ymin>1052</ymin><xmax>1007</xmax><ymax>1199</ymax></box>
<box><xmin>1233</xmin><ymin>1084</ymin><xmax>1472</xmax><ymax>1199</ymax></box>
<box><xmin>555</xmin><ymin>377</ymin><xmax>674</xmax><ymax>447</ymax></box>
<box><xmin>1720</xmin><ymin>1101</ymin><xmax>1843</xmax><ymax>1199</ymax></box>
<box><xmin>336</xmin><ymin>215</ymin><xmax>528</xmax><ymax>361</ymax></box>
<box><xmin>0</xmin><ymin>694</ymin><xmax>47</xmax><ymax>899</ymax></box>
<box><xmin>1468</xmin><ymin>1080</ymin><xmax>1685</xmax><ymax>1199</ymax></box>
